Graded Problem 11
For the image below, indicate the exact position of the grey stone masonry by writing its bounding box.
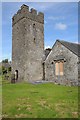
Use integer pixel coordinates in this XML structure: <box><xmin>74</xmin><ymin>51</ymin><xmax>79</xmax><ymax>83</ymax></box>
<box><xmin>45</xmin><ymin>40</ymin><xmax>79</xmax><ymax>86</ymax></box>
<box><xmin>12</xmin><ymin>4</ymin><xmax>44</xmax><ymax>82</ymax></box>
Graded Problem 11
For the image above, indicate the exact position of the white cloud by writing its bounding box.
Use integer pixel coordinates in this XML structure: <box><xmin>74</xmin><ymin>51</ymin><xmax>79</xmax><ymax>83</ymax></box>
<box><xmin>55</xmin><ymin>23</ymin><xmax>67</xmax><ymax>30</ymax></box>
<box><xmin>74</xmin><ymin>41</ymin><xmax>78</xmax><ymax>44</ymax></box>
<box><xmin>48</xmin><ymin>16</ymin><xmax>65</xmax><ymax>21</ymax></box>
<box><xmin>68</xmin><ymin>21</ymin><xmax>78</xmax><ymax>26</ymax></box>
<box><xmin>45</xmin><ymin>46</ymin><xmax>51</xmax><ymax>49</ymax></box>
<box><xmin>31</xmin><ymin>3</ymin><xmax>55</xmax><ymax>12</ymax></box>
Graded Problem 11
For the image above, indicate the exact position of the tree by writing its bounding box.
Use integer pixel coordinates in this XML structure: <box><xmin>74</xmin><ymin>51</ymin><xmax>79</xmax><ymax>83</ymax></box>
<box><xmin>2</xmin><ymin>59</ymin><xmax>8</xmax><ymax>63</ymax></box>
<box><xmin>2</xmin><ymin>66</ymin><xmax>7</xmax><ymax>74</ymax></box>
<box><xmin>8</xmin><ymin>67</ymin><xmax>11</xmax><ymax>72</ymax></box>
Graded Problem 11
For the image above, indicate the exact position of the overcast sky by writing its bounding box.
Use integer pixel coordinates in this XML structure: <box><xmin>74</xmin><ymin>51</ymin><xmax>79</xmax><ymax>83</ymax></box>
<box><xmin>2</xmin><ymin>2</ymin><xmax>78</xmax><ymax>61</ymax></box>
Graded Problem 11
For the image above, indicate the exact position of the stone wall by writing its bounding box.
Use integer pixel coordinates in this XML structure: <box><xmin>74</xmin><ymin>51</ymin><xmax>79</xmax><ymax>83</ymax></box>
<box><xmin>12</xmin><ymin>18</ymin><xmax>25</xmax><ymax>81</ymax></box>
<box><xmin>45</xmin><ymin>40</ymin><xmax>78</xmax><ymax>86</ymax></box>
<box><xmin>12</xmin><ymin>4</ymin><xmax>44</xmax><ymax>81</ymax></box>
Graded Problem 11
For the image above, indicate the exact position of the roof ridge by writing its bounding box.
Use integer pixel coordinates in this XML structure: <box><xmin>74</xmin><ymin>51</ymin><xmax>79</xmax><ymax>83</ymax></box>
<box><xmin>59</xmin><ymin>40</ymin><xmax>80</xmax><ymax>45</ymax></box>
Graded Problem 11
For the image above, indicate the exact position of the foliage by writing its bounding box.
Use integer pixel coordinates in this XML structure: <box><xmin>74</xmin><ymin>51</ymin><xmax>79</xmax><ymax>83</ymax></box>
<box><xmin>2</xmin><ymin>59</ymin><xmax>8</xmax><ymax>63</ymax></box>
<box><xmin>2</xmin><ymin>66</ymin><xmax>7</xmax><ymax>75</ymax></box>
<box><xmin>0</xmin><ymin>59</ymin><xmax>11</xmax><ymax>75</ymax></box>
<box><xmin>8</xmin><ymin>67</ymin><xmax>11</xmax><ymax>72</ymax></box>
<box><xmin>2</xmin><ymin>82</ymin><xmax>78</xmax><ymax>118</ymax></box>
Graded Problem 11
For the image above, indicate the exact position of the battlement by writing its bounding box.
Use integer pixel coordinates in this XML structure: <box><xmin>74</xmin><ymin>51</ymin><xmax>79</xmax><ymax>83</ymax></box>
<box><xmin>12</xmin><ymin>4</ymin><xmax>44</xmax><ymax>26</ymax></box>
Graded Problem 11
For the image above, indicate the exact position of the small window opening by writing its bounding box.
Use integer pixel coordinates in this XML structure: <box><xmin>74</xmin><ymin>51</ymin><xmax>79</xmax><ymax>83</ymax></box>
<box><xmin>33</xmin><ymin>23</ymin><xmax>35</xmax><ymax>28</ymax></box>
<box><xmin>34</xmin><ymin>38</ymin><xmax>36</xmax><ymax>43</ymax></box>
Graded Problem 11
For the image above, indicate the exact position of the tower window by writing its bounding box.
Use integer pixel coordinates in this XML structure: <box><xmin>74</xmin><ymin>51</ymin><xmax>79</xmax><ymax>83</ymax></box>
<box><xmin>33</xmin><ymin>23</ymin><xmax>36</xmax><ymax>39</ymax></box>
<box><xmin>33</xmin><ymin>23</ymin><xmax>35</xmax><ymax>28</ymax></box>
<box><xmin>34</xmin><ymin>38</ymin><xmax>36</xmax><ymax>43</ymax></box>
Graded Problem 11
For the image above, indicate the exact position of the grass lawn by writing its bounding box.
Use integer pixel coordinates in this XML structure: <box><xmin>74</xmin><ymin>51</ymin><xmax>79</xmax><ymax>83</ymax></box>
<box><xmin>2</xmin><ymin>80</ymin><xmax>78</xmax><ymax>118</ymax></box>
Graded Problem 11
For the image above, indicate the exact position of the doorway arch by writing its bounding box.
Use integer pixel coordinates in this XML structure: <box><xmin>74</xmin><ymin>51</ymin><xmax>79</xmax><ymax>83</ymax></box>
<box><xmin>15</xmin><ymin>70</ymin><xmax>18</xmax><ymax>81</ymax></box>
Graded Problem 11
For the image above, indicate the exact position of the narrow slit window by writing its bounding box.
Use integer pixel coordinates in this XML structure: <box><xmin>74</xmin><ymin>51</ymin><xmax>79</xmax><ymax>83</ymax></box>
<box><xmin>33</xmin><ymin>23</ymin><xmax>35</xmax><ymax>28</ymax></box>
<box><xmin>34</xmin><ymin>38</ymin><xmax>36</xmax><ymax>43</ymax></box>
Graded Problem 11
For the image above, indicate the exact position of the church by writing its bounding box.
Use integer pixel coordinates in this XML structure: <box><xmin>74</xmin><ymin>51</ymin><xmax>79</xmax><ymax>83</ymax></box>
<box><xmin>12</xmin><ymin>4</ymin><xmax>80</xmax><ymax>86</ymax></box>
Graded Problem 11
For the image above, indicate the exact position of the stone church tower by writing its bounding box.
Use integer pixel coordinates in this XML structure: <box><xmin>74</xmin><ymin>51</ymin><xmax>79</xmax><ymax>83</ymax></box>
<box><xmin>12</xmin><ymin>4</ymin><xmax>44</xmax><ymax>81</ymax></box>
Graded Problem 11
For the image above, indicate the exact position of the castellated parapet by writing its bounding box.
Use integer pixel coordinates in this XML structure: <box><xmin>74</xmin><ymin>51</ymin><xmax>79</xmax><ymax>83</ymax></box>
<box><xmin>12</xmin><ymin>4</ymin><xmax>44</xmax><ymax>26</ymax></box>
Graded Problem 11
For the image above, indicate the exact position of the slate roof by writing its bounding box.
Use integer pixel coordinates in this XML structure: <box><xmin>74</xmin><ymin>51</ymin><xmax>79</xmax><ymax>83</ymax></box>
<box><xmin>58</xmin><ymin>40</ymin><xmax>80</xmax><ymax>57</ymax></box>
<box><xmin>45</xmin><ymin>40</ymin><xmax>80</xmax><ymax>61</ymax></box>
